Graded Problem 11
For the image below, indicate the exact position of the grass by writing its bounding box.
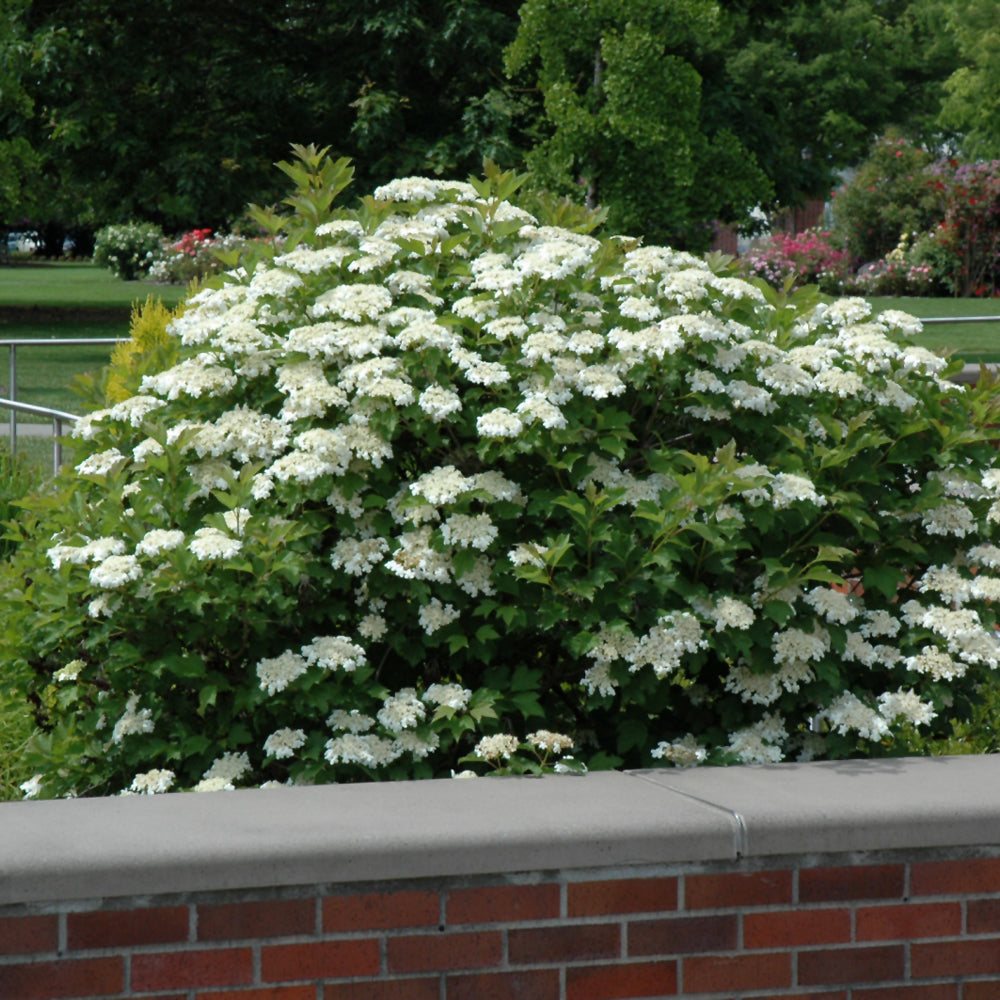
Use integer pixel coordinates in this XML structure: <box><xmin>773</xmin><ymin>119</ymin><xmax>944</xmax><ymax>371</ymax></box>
<box><xmin>868</xmin><ymin>296</ymin><xmax>1000</xmax><ymax>363</ymax></box>
<box><xmin>0</xmin><ymin>260</ymin><xmax>187</xmax><ymax>310</ymax></box>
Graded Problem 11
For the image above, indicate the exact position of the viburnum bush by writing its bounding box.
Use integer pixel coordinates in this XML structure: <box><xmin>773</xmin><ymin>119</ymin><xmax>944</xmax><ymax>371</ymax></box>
<box><xmin>7</xmin><ymin>145</ymin><xmax>1000</xmax><ymax>799</ymax></box>
<box><xmin>739</xmin><ymin>230</ymin><xmax>849</xmax><ymax>295</ymax></box>
<box><xmin>93</xmin><ymin>222</ymin><xmax>165</xmax><ymax>281</ymax></box>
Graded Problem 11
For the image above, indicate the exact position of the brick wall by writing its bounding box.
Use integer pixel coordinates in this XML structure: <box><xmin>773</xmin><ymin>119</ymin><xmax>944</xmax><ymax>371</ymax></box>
<box><xmin>3</xmin><ymin>760</ymin><xmax>1000</xmax><ymax>999</ymax></box>
<box><xmin>7</xmin><ymin>853</ymin><xmax>1000</xmax><ymax>999</ymax></box>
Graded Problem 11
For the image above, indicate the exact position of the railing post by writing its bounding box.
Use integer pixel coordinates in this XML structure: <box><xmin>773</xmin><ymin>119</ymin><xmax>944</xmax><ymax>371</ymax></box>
<box><xmin>8</xmin><ymin>343</ymin><xmax>14</xmax><ymax>455</ymax></box>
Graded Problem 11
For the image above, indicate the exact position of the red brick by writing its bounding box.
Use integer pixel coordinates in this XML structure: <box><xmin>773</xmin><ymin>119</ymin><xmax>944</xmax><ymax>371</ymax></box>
<box><xmin>855</xmin><ymin>986</ymin><xmax>959</xmax><ymax>1000</ymax></box>
<box><xmin>324</xmin><ymin>981</ymin><xmax>439</xmax><ymax>1000</ymax></box>
<box><xmin>799</xmin><ymin>864</ymin><xmax>904</xmax><ymax>903</ymax></box>
<box><xmin>132</xmin><ymin>947</ymin><xmax>253</xmax><ymax>991</ymax></box>
<box><xmin>964</xmin><ymin>983</ymin><xmax>1000</xmax><ymax>1000</ymax></box>
<box><xmin>911</xmin><ymin>857</ymin><xmax>1000</xmax><ymax>897</ymax></box>
<box><xmin>324</xmin><ymin>981</ymin><xmax>440</xmax><ymax>1000</ymax></box>
<box><xmin>744</xmin><ymin>907</ymin><xmax>851</xmax><ymax>949</ymax></box>
<box><xmin>0</xmin><ymin>957</ymin><xmax>123</xmax><ymax>999</ymax></box>
<box><xmin>0</xmin><ymin>915</ymin><xmax>58</xmax><ymax>955</ymax></box>
<box><xmin>323</xmin><ymin>890</ymin><xmax>438</xmax><ymax>932</ymax></box>
<box><xmin>856</xmin><ymin>902</ymin><xmax>961</xmax><ymax>941</ymax></box>
<box><xmin>508</xmin><ymin>924</ymin><xmax>619</xmax><ymax>964</ymax></box>
<box><xmin>684</xmin><ymin>869</ymin><xmax>792</xmax><ymax>909</ymax></box>
<box><xmin>68</xmin><ymin>905</ymin><xmax>189</xmax><ymax>950</ymax></box>
<box><xmin>682</xmin><ymin>951</ymin><xmax>791</xmax><ymax>993</ymax></box>
<box><xmin>449</xmin><ymin>969</ymin><xmax>561</xmax><ymax>1000</ymax></box>
<box><xmin>198</xmin><ymin>898</ymin><xmax>315</xmax><ymax>941</ymax></box>
<box><xmin>566</xmin><ymin>959</ymin><xmax>677</xmax><ymax>1000</ymax></box>
<box><xmin>568</xmin><ymin>878</ymin><xmax>678</xmax><ymax>917</ymax></box>
<box><xmin>198</xmin><ymin>990</ymin><xmax>316</xmax><ymax>1000</ymax></box>
<box><xmin>798</xmin><ymin>944</ymin><xmax>905</xmax><ymax>985</ymax></box>
<box><xmin>627</xmin><ymin>914</ymin><xmax>737</xmax><ymax>956</ymax></box>
<box><xmin>970</xmin><ymin>899</ymin><xmax>1000</xmax><ymax>934</ymax></box>
<box><xmin>388</xmin><ymin>930</ymin><xmax>502</xmax><ymax>973</ymax></box>
<box><xmin>446</xmin><ymin>884</ymin><xmax>559</xmax><ymax>925</ymax></box>
<box><xmin>262</xmin><ymin>939</ymin><xmax>380</xmax><ymax>981</ymax></box>
<box><xmin>912</xmin><ymin>938</ymin><xmax>1000</xmax><ymax>978</ymax></box>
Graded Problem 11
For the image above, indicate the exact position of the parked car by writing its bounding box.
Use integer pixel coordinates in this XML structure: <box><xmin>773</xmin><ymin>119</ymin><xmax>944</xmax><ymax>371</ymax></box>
<box><xmin>7</xmin><ymin>231</ymin><xmax>39</xmax><ymax>254</ymax></box>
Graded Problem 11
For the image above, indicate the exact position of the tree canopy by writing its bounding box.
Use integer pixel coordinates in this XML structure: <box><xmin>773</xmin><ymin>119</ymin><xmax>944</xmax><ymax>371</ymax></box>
<box><xmin>0</xmin><ymin>0</ymin><xmax>972</xmax><ymax>242</ymax></box>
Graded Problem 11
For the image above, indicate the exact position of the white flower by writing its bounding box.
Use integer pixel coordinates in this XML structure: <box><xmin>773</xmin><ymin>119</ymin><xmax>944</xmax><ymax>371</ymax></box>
<box><xmin>324</xmin><ymin>733</ymin><xmax>401</xmax><ymax>767</ymax></box>
<box><xmin>418</xmin><ymin>385</ymin><xmax>462</xmax><ymax>421</ymax></box>
<box><xmin>136</xmin><ymin>529</ymin><xmax>186</xmax><ymax>557</ymax></box>
<box><xmin>921</xmin><ymin>502</ymin><xmax>976</xmax><ymax>537</ymax></box>
<box><xmin>476</xmin><ymin>407</ymin><xmax>523</xmax><ymax>438</ymax></box>
<box><xmin>76</xmin><ymin>448</ymin><xmax>126</xmax><ymax>477</ymax></box>
<box><xmin>358</xmin><ymin>614</ymin><xmax>388</xmax><ymax>641</ymax></box>
<box><xmin>312</xmin><ymin>283</ymin><xmax>393</xmax><ymax>321</ymax></box>
<box><xmin>327</xmin><ymin>709</ymin><xmax>376</xmax><ymax>732</ymax></box>
<box><xmin>193</xmin><ymin>777</ymin><xmax>236</xmax><ymax>792</ymax></box>
<box><xmin>377</xmin><ymin>688</ymin><xmax>426</xmax><ymax>731</ymax></box>
<box><xmin>771</xmin><ymin>473</ymin><xmax>826</xmax><ymax>509</ymax></box>
<box><xmin>651</xmin><ymin>734</ymin><xmax>707</xmax><ymax>767</ymax></box>
<box><xmin>189</xmin><ymin>527</ymin><xmax>242</xmax><ymax>560</ymax></box>
<box><xmin>474</xmin><ymin>734</ymin><xmax>520</xmax><ymax>761</ymax></box>
<box><xmin>878</xmin><ymin>689</ymin><xmax>936</xmax><ymax>727</ymax></box>
<box><xmin>54</xmin><ymin>659</ymin><xmax>85</xmax><ymax>683</ymax></box>
<box><xmin>128</xmin><ymin>769</ymin><xmax>175</xmax><ymax>795</ymax></box>
<box><xmin>256</xmin><ymin>650</ymin><xmax>308</xmax><ymax>695</ymax></box>
<box><xmin>263</xmin><ymin>728</ymin><xmax>307</xmax><ymax>760</ymax></box>
<box><xmin>112</xmin><ymin>693</ymin><xmax>154</xmax><ymax>744</ymax></box>
<box><xmin>410</xmin><ymin>465</ymin><xmax>472</xmax><ymax>505</ymax></box>
<box><xmin>202</xmin><ymin>751</ymin><xmax>250</xmax><ymax>784</ymax></box>
<box><xmin>417</xmin><ymin>597</ymin><xmax>460</xmax><ymax>635</ymax></box>
<box><xmin>19</xmin><ymin>775</ymin><xmax>43</xmax><ymax>799</ymax></box>
<box><xmin>441</xmin><ymin>513</ymin><xmax>497</xmax><ymax>551</ymax></box>
<box><xmin>527</xmin><ymin>730</ymin><xmax>574</xmax><ymax>754</ymax></box>
<box><xmin>423</xmin><ymin>683</ymin><xmax>472</xmax><ymax>711</ymax></box>
<box><xmin>712</xmin><ymin>597</ymin><xmax>755</xmax><ymax>631</ymax></box>
<box><xmin>804</xmin><ymin>587</ymin><xmax>860</xmax><ymax>625</ymax></box>
<box><xmin>726</xmin><ymin>712</ymin><xmax>787</xmax><ymax>764</ymax></box>
<box><xmin>330</xmin><ymin>536</ymin><xmax>389</xmax><ymax>576</ymax></box>
<box><xmin>819</xmin><ymin>692</ymin><xmax>890</xmax><ymax>742</ymax></box>
<box><xmin>89</xmin><ymin>554</ymin><xmax>141</xmax><ymax>590</ymax></box>
<box><xmin>301</xmin><ymin>635</ymin><xmax>367</xmax><ymax>672</ymax></box>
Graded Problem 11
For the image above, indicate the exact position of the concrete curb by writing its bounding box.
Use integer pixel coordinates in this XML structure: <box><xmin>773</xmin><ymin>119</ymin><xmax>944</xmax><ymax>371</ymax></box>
<box><xmin>3</xmin><ymin>756</ymin><xmax>1000</xmax><ymax>906</ymax></box>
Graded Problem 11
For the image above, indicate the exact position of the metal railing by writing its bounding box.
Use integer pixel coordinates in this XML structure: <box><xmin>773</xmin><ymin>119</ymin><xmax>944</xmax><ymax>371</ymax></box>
<box><xmin>0</xmin><ymin>337</ymin><xmax>122</xmax><ymax>475</ymax></box>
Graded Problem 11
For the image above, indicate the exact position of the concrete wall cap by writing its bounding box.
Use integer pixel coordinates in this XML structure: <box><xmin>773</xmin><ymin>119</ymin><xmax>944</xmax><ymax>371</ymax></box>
<box><xmin>2</xmin><ymin>756</ymin><xmax>999</xmax><ymax>906</ymax></box>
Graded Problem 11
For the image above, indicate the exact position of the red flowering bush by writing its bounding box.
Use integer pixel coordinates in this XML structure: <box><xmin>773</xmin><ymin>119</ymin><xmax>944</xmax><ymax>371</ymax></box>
<box><xmin>925</xmin><ymin>160</ymin><xmax>1000</xmax><ymax>297</ymax></box>
<box><xmin>740</xmin><ymin>229</ymin><xmax>850</xmax><ymax>294</ymax></box>
<box><xmin>148</xmin><ymin>229</ymin><xmax>250</xmax><ymax>285</ymax></box>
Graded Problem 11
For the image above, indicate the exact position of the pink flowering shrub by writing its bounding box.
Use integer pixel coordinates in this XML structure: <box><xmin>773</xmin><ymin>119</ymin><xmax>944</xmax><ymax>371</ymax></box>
<box><xmin>740</xmin><ymin>229</ymin><xmax>850</xmax><ymax>294</ymax></box>
<box><xmin>5</xmin><ymin>147</ymin><xmax>1000</xmax><ymax>798</ymax></box>
<box><xmin>148</xmin><ymin>229</ymin><xmax>251</xmax><ymax>285</ymax></box>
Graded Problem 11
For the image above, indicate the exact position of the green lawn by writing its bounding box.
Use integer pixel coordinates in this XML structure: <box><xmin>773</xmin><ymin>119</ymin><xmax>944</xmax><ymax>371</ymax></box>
<box><xmin>0</xmin><ymin>260</ymin><xmax>187</xmax><ymax>309</ymax></box>
<box><xmin>868</xmin><ymin>296</ymin><xmax>1000</xmax><ymax>363</ymax></box>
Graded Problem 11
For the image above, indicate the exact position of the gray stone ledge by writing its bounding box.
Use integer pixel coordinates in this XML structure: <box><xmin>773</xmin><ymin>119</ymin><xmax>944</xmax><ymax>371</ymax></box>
<box><xmin>1</xmin><ymin>756</ymin><xmax>999</xmax><ymax>906</ymax></box>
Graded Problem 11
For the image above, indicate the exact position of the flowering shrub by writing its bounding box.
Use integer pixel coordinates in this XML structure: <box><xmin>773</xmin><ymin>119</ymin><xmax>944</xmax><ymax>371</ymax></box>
<box><xmin>925</xmin><ymin>160</ymin><xmax>1000</xmax><ymax>297</ymax></box>
<box><xmin>739</xmin><ymin>230</ymin><xmax>849</xmax><ymax>294</ymax></box>
<box><xmin>831</xmin><ymin>132</ymin><xmax>945</xmax><ymax>265</ymax></box>
<box><xmin>93</xmin><ymin>222</ymin><xmax>164</xmax><ymax>281</ymax></box>
<box><xmin>148</xmin><ymin>229</ymin><xmax>251</xmax><ymax>285</ymax></box>
<box><xmin>844</xmin><ymin>233</ymin><xmax>938</xmax><ymax>297</ymax></box>
<box><xmin>6</xmin><ymin>146</ymin><xmax>1000</xmax><ymax>798</ymax></box>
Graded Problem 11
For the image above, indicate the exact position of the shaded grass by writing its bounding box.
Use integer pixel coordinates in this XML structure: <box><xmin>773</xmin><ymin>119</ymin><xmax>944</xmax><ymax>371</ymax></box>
<box><xmin>0</xmin><ymin>318</ymin><xmax>125</xmax><ymax>417</ymax></box>
<box><xmin>0</xmin><ymin>261</ymin><xmax>186</xmax><ymax>309</ymax></box>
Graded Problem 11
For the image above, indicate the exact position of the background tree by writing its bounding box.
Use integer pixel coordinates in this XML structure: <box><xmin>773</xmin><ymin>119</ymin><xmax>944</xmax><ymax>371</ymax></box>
<box><xmin>938</xmin><ymin>0</ymin><xmax>1000</xmax><ymax>158</ymax></box>
<box><xmin>709</xmin><ymin>0</ymin><xmax>960</xmax><ymax>209</ymax></box>
<box><xmin>2</xmin><ymin>0</ymin><xmax>523</xmax><ymax>231</ymax></box>
<box><xmin>504</xmin><ymin>0</ymin><xmax>773</xmax><ymax>250</ymax></box>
